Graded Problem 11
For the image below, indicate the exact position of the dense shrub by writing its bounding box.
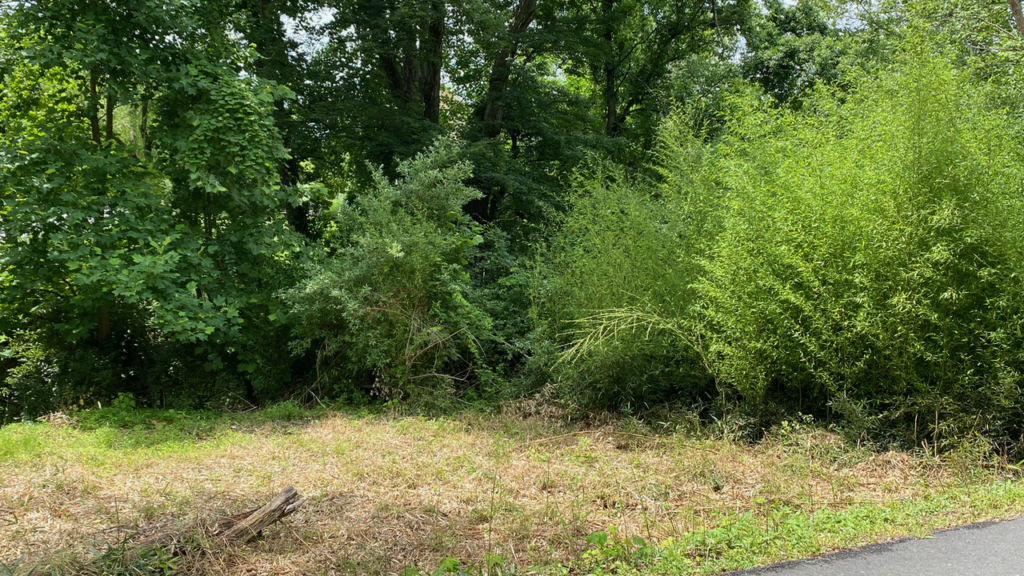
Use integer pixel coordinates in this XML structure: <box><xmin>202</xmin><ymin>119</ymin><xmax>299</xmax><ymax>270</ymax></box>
<box><xmin>283</xmin><ymin>140</ymin><xmax>494</xmax><ymax>401</ymax></box>
<box><xmin>696</xmin><ymin>48</ymin><xmax>1024</xmax><ymax>444</ymax></box>
<box><xmin>536</xmin><ymin>45</ymin><xmax>1024</xmax><ymax>447</ymax></box>
<box><xmin>530</xmin><ymin>161</ymin><xmax>713</xmax><ymax>409</ymax></box>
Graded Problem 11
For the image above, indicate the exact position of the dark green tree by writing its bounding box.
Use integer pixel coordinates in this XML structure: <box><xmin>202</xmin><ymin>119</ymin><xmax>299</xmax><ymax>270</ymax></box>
<box><xmin>546</xmin><ymin>0</ymin><xmax>750</xmax><ymax>141</ymax></box>
<box><xmin>741</xmin><ymin>0</ymin><xmax>846</xmax><ymax>108</ymax></box>
<box><xmin>0</xmin><ymin>0</ymin><xmax>304</xmax><ymax>414</ymax></box>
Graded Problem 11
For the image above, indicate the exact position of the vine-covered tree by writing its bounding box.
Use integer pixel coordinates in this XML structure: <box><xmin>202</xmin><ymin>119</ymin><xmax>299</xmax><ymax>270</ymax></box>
<box><xmin>0</xmin><ymin>0</ymin><xmax>305</xmax><ymax>414</ymax></box>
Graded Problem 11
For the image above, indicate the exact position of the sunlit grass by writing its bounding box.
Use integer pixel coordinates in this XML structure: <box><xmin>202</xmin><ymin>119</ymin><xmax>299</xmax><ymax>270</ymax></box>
<box><xmin>1</xmin><ymin>406</ymin><xmax>1021</xmax><ymax>575</ymax></box>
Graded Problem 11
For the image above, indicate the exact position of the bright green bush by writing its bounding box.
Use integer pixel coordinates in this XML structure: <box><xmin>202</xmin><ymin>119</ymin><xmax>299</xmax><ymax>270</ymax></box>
<box><xmin>696</xmin><ymin>47</ymin><xmax>1024</xmax><ymax>443</ymax></box>
<box><xmin>283</xmin><ymin>140</ymin><xmax>493</xmax><ymax>401</ymax></box>
<box><xmin>535</xmin><ymin>43</ymin><xmax>1024</xmax><ymax>448</ymax></box>
<box><xmin>532</xmin><ymin>161</ymin><xmax>713</xmax><ymax>409</ymax></box>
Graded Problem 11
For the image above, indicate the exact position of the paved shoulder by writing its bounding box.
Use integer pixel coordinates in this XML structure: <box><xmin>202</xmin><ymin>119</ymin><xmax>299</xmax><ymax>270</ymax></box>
<box><xmin>726</xmin><ymin>517</ymin><xmax>1024</xmax><ymax>576</ymax></box>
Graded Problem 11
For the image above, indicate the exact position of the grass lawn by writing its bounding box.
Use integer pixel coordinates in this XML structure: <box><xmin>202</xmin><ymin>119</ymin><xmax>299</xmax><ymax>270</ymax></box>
<box><xmin>1</xmin><ymin>404</ymin><xmax>1023</xmax><ymax>575</ymax></box>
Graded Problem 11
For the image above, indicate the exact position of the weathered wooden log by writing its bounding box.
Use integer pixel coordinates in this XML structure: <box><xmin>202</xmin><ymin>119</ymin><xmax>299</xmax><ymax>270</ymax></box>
<box><xmin>125</xmin><ymin>486</ymin><xmax>305</xmax><ymax>558</ymax></box>
<box><xmin>219</xmin><ymin>485</ymin><xmax>305</xmax><ymax>543</ymax></box>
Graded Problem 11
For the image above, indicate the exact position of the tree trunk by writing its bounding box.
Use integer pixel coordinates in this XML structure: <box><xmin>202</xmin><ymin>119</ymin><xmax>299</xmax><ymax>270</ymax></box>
<box><xmin>89</xmin><ymin>69</ymin><xmax>102</xmax><ymax>146</ymax></box>
<box><xmin>602</xmin><ymin>0</ymin><xmax>619</xmax><ymax>137</ymax></box>
<box><xmin>1010</xmin><ymin>0</ymin><xmax>1024</xmax><ymax>35</ymax></box>
<box><xmin>374</xmin><ymin>3</ymin><xmax>446</xmax><ymax>125</ymax></box>
<box><xmin>221</xmin><ymin>485</ymin><xmax>305</xmax><ymax>542</ymax></box>
<box><xmin>604</xmin><ymin>65</ymin><xmax>618</xmax><ymax>136</ymax></box>
<box><xmin>284</xmin><ymin>155</ymin><xmax>310</xmax><ymax>237</ymax></box>
<box><xmin>420</xmin><ymin>0</ymin><xmax>446</xmax><ymax>124</ymax></box>
<box><xmin>247</xmin><ymin>0</ymin><xmax>292</xmax><ymax>83</ymax></box>
<box><xmin>244</xmin><ymin>0</ymin><xmax>313</xmax><ymax>237</ymax></box>
<box><xmin>105</xmin><ymin>93</ymin><xmax>115</xmax><ymax>147</ymax></box>
<box><xmin>378</xmin><ymin>55</ymin><xmax>408</xmax><ymax>100</ymax></box>
<box><xmin>481</xmin><ymin>0</ymin><xmax>538</xmax><ymax>137</ymax></box>
<box><xmin>93</xmin><ymin>79</ymin><xmax>113</xmax><ymax>345</ymax></box>
<box><xmin>97</xmin><ymin>306</ymin><xmax>111</xmax><ymax>344</ymax></box>
<box><xmin>140</xmin><ymin>99</ymin><xmax>150</xmax><ymax>154</ymax></box>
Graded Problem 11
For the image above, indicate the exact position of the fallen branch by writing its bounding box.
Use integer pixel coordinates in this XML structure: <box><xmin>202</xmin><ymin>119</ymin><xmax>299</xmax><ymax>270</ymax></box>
<box><xmin>220</xmin><ymin>485</ymin><xmax>305</xmax><ymax>542</ymax></box>
<box><xmin>125</xmin><ymin>486</ymin><xmax>305</xmax><ymax>559</ymax></box>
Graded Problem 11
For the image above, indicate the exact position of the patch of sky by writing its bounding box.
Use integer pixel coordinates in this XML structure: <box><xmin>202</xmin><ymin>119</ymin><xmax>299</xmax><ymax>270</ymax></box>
<box><xmin>283</xmin><ymin>6</ymin><xmax>337</xmax><ymax>58</ymax></box>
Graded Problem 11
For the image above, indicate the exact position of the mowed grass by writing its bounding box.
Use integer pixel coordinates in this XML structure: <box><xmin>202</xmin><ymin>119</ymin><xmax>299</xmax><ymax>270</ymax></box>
<box><xmin>1</xmin><ymin>404</ymin><xmax>1023</xmax><ymax>576</ymax></box>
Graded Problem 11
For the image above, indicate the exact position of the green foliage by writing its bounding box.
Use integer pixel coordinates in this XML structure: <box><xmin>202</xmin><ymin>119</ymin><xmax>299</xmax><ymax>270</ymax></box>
<box><xmin>583</xmin><ymin>527</ymin><xmax>657</xmax><ymax>572</ymax></box>
<box><xmin>531</xmin><ymin>161</ymin><xmax>711</xmax><ymax>409</ymax></box>
<box><xmin>5</xmin><ymin>0</ymin><xmax>1024</xmax><ymax>455</ymax></box>
<box><xmin>697</xmin><ymin>46</ymin><xmax>1024</xmax><ymax>442</ymax></box>
<box><xmin>532</xmin><ymin>36</ymin><xmax>1024</xmax><ymax>448</ymax></box>
<box><xmin>0</xmin><ymin>0</ymin><xmax>760</xmax><ymax>417</ymax></box>
<box><xmin>92</xmin><ymin>543</ymin><xmax>180</xmax><ymax>576</ymax></box>
<box><xmin>564</xmin><ymin>480</ymin><xmax>1024</xmax><ymax>576</ymax></box>
<box><xmin>284</xmin><ymin>140</ymin><xmax>493</xmax><ymax>401</ymax></box>
<box><xmin>543</xmin><ymin>0</ymin><xmax>750</xmax><ymax>142</ymax></box>
<box><xmin>0</xmin><ymin>0</ymin><xmax>309</xmax><ymax>418</ymax></box>
<box><xmin>741</xmin><ymin>0</ymin><xmax>850</xmax><ymax>108</ymax></box>
<box><xmin>260</xmin><ymin>399</ymin><xmax>310</xmax><ymax>422</ymax></box>
<box><xmin>0</xmin><ymin>542</ymin><xmax>179</xmax><ymax>576</ymax></box>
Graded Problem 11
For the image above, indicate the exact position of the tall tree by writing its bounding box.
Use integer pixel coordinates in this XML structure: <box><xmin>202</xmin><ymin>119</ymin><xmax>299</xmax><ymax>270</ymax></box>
<box><xmin>297</xmin><ymin>0</ymin><xmax>455</xmax><ymax>179</ymax></box>
<box><xmin>0</xmin><ymin>0</ymin><xmax>299</xmax><ymax>366</ymax></box>
<box><xmin>741</xmin><ymin>0</ymin><xmax>847</xmax><ymax>109</ymax></box>
<box><xmin>238</xmin><ymin>0</ymin><xmax>317</xmax><ymax>237</ymax></box>
<box><xmin>546</xmin><ymin>0</ymin><xmax>750</xmax><ymax>140</ymax></box>
<box><xmin>331</xmin><ymin>0</ymin><xmax>449</xmax><ymax>124</ymax></box>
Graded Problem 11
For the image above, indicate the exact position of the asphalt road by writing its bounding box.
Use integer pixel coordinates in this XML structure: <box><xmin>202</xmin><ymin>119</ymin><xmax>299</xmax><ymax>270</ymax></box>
<box><xmin>726</xmin><ymin>517</ymin><xmax>1024</xmax><ymax>576</ymax></box>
